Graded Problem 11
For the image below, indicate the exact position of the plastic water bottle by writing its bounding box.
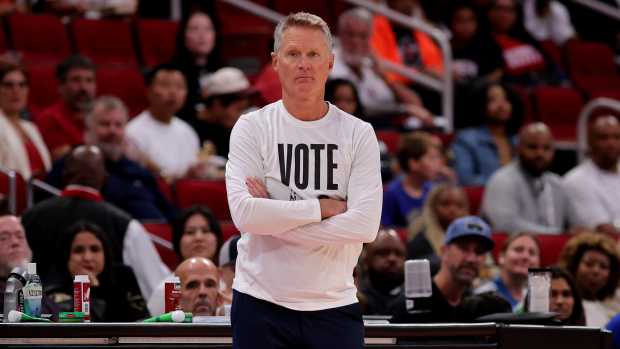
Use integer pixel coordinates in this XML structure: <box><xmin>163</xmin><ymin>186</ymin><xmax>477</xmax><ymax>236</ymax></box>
<box><xmin>3</xmin><ymin>266</ymin><xmax>27</xmax><ymax>322</ymax></box>
<box><xmin>23</xmin><ymin>263</ymin><xmax>42</xmax><ymax>318</ymax></box>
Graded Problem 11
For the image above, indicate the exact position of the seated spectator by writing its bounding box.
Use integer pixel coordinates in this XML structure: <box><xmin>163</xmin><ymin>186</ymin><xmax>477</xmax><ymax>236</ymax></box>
<box><xmin>523</xmin><ymin>0</ymin><xmax>576</xmax><ymax>46</ymax></box>
<box><xmin>193</xmin><ymin>67</ymin><xmax>254</xmax><ymax>158</ymax></box>
<box><xmin>391</xmin><ymin>216</ymin><xmax>495</xmax><ymax>323</ymax></box>
<box><xmin>172</xmin><ymin>10</ymin><xmax>222</xmax><ymax>122</ymax></box>
<box><xmin>21</xmin><ymin>145</ymin><xmax>170</xmax><ymax>299</ymax></box>
<box><xmin>476</xmin><ymin>233</ymin><xmax>540</xmax><ymax>309</ymax></box>
<box><xmin>548</xmin><ymin>267</ymin><xmax>585</xmax><ymax>325</ymax></box>
<box><xmin>176</xmin><ymin>257</ymin><xmax>223</xmax><ymax>316</ymax></box>
<box><xmin>325</xmin><ymin>78</ymin><xmax>395</xmax><ymax>182</ymax></box>
<box><xmin>0</xmin><ymin>214</ymin><xmax>32</xmax><ymax>312</ymax></box>
<box><xmin>331</xmin><ymin>8</ymin><xmax>432</xmax><ymax>124</ymax></box>
<box><xmin>147</xmin><ymin>205</ymin><xmax>223</xmax><ymax>315</ymax></box>
<box><xmin>218</xmin><ymin>234</ymin><xmax>240</xmax><ymax>306</ymax></box>
<box><xmin>382</xmin><ymin>132</ymin><xmax>450</xmax><ymax>227</ymax></box>
<box><xmin>126</xmin><ymin>64</ymin><xmax>200</xmax><ymax>180</ymax></box>
<box><xmin>36</xmin><ymin>55</ymin><xmax>96</xmax><ymax>160</ymax></box>
<box><xmin>0</xmin><ymin>62</ymin><xmax>51</xmax><ymax>179</ymax></box>
<box><xmin>46</xmin><ymin>221</ymin><xmax>148</xmax><ymax>322</ymax></box>
<box><xmin>452</xmin><ymin>82</ymin><xmax>520</xmax><ymax>185</ymax></box>
<box><xmin>564</xmin><ymin>116</ymin><xmax>620</xmax><ymax>235</ymax></box>
<box><xmin>559</xmin><ymin>232</ymin><xmax>620</xmax><ymax>327</ymax></box>
<box><xmin>482</xmin><ymin>123</ymin><xmax>573</xmax><ymax>234</ymax></box>
<box><xmin>359</xmin><ymin>229</ymin><xmax>406</xmax><ymax>315</ymax></box>
<box><xmin>486</xmin><ymin>0</ymin><xmax>565</xmax><ymax>85</ymax></box>
<box><xmin>449</xmin><ymin>1</ymin><xmax>503</xmax><ymax>86</ymax></box>
<box><xmin>371</xmin><ymin>0</ymin><xmax>444</xmax><ymax>84</ymax></box>
<box><xmin>46</xmin><ymin>96</ymin><xmax>177</xmax><ymax>222</ymax></box>
<box><xmin>407</xmin><ymin>184</ymin><xmax>470</xmax><ymax>275</ymax></box>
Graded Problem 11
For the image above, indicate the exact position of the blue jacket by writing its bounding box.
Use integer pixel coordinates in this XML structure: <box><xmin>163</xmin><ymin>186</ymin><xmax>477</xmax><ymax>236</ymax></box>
<box><xmin>451</xmin><ymin>126</ymin><xmax>516</xmax><ymax>186</ymax></box>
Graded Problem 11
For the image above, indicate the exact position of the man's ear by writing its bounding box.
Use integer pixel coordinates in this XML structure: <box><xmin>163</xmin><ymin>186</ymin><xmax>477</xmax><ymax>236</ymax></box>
<box><xmin>271</xmin><ymin>52</ymin><xmax>278</xmax><ymax>72</ymax></box>
<box><xmin>328</xmin><ymin>52</ymin><xmax>335</xmax><ymax>70</ymax></box>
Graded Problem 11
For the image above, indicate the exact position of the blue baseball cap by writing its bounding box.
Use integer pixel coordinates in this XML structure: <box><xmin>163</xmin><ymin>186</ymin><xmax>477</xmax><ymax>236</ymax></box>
<box><xmin>444</xmin><ymin>216</ymin><xmax>494</xmax><ymax>252</ymax></box>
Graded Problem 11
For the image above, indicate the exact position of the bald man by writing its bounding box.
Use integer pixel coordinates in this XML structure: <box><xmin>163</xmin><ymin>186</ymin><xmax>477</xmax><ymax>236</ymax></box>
<box><xmin>359</xmin><ymin>229</ymin><xmax>406</xmax><ymax>315</ymax></box>
<box><xmin>482</xmin><ymin>123</ymin><xmax>573</xmax><ymax>234</ymax></box>
<box><xmin>564</xmin><ymin>116</ymin><xmax>620</xmax><ymax>235</ymax></box>
<box><xmin>176</xmin><ymin>257</ymin><xmax>222</xmax><ymax>316</ymax></box>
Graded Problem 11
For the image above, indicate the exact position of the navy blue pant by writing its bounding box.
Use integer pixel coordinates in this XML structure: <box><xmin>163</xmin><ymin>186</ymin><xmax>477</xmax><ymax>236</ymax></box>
<box><xmin>231</xmin><ymin>290</ymin><xmax>364</xmax><ymax>349</ymax></box>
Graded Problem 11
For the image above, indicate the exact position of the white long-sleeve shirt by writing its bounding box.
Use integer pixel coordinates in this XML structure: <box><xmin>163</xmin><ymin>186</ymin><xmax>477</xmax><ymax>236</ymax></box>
<box><xmin>226</xmin><ymin>100</ymin><xmax>382</xmax><ymax>311</ymax></box>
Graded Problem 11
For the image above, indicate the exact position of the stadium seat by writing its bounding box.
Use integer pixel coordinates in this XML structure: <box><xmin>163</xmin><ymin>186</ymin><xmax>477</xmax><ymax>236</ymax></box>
<box><xmin>566</xmin><ymin>40</ymin><xmax>620</xmax><ymax>95</ymax></box>
<box><xmin>220</xmin><ymin>221</ymin><xmax>240</xmax><ymax>242</ymax></box>
<box><xmin>463</xmin><ymin>186</ymin><xmax>484</xmax><ymax>215</ymax></box>
<box><xmin>492</xmin><ymin>231</ymin><xmax>571</xmax><ymax>267</ymax></box>
<box><xmin>96</xmin><ymin>66</ymin><xmax>147</xmax><ymax>117</ymax></box>
<box><xmin>175</xmin><ymin>179</ymin><xmax>231</xmax><ymax>221</ymax></box>
<box><xmin>26</xmin><ymin>64</ymin><xmax>59</xmax><ymax>115</ymax></box>
<box><xmin>136</xmin><ymin>19</ymin><xmax>178</xmax><ymax>68</ymax></box>
<box><xmin>142</xmin><ymin>222</ymin><xmax>178</xmax><ymax>270</ymax></box>
<box><xmin>272</xmin><ymin>0</ymin><xmax>335</xmax><ymax>28</ymax></box>
<box><xmin>0</xmin><ymin>170</ymin><xmax>28</xmax><ymax>216</ymax></box>
<box><xmin>8</xmin><ymin>14</ymin><xmax>71</xmax><ymax>66</ymax></box>
<box><xmin>532</xmin><ymin>86</ymin><xmax>583</xmax><ymax>143</ymax></box>
<box><xmin>376</xmin><ymin>130</ymin><xmax>401</xmax><ymax>155</ymax></box>
<box><xmin>511</xmin><ymin>86</ymin><xmax>536</xmax><ymax>125</ymax></box>
<box><xmin>0</xmin><ymin>23</ymin><xmax>7</xmax><ymax>54</ymax></box>
<box><xmin>71</xmin><ymin>18</ymin><xmax>138</xmax><ymax>67</ymax></box>
<box><xmin>215</xmin><ymin>0</ymin><xmax>272</xmax><ymax>36</ymax></box>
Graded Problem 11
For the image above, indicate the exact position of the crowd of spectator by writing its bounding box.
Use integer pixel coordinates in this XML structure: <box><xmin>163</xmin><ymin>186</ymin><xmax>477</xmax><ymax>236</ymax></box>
<box><xmin>1</xmin><ymin>0</ymin><xmax>620</xmax><ymax>333</ymax></box>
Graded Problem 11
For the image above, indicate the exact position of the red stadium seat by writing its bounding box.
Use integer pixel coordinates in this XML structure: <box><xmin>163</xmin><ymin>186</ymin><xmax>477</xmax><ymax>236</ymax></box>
<box><xmin>96</xmin><ymin>67</ymin><xmax>147</xmax><ymax>117</ymax></box>
<box><xmin>8</xmin><ymin>14</ymin><xmax>71</xmax><ymax>66</ymax></box>
<box><xmin>566</xmin><ymin>40</ymin><xmax>620</xmax><ymax>95</ymax></box>
<box><xmin>220</xmin><ymin>221</ymin><xmax>240</xmax><ymax>242</ymax></box>
<box><xmin>27</xmin><ymin>65</ymin><xmax>59</xmax><ymax>115</ymax></box>
<box><xmin>376</xmin><ymin>130</ymin><xmax>401</xmax><ymax>155</ymax></box>
<box><xmin>71</xmin><ymin>18</ymin><xmax>137</xmax><ymax>67</ymax></box>
<box><xmin>491</xmin><ymin>231</ymin><xmax>571</xmax><ymax>267</ymax></box>
<box><xmin>0</xmin><ymin>23</ymin><xmax>7</xmax><ymax>54</ymax></box>
<box><xmin>272</xmin><ymin>0</ymin><xmax>335</xmax><ymax>28</ymax></box>
<box><xmin>463</xmin><ymin>186</ymin><xmax>484</xmax><ymax>215</ymax></box>
<box><xmin>142</xmin><ymin>222</ymin><xmax>178</xmax><ymax>270</ymax></box>
<box><xmin>511</xmin><ymin>86</ymin><xmax>536</xmax><ymax>125</ymax></box>
<box><xmin>175</xmin><ymin>179</ymin><xmax>231</xmax><ymax>221</ymax></box>
<box><xmin>216</xmin><ymin>0</ymin><xmax>272</xmax><ymax>36</ymax></box>
<box><xmin>532</xmin><ymin>86</ymin><xmax>583</xmax><ymax>143</ymax></box>
<box><xmin>136</xmin><ymin>19</ymin><xmax>178</xmax><ymax>68</ymax></box>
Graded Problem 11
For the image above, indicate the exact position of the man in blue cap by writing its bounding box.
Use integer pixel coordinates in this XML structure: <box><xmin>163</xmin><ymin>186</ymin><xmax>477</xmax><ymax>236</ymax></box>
<box><xmin>391</xmin><ymin>216</ymin><xmax>495</xmax><ymax>323</ymax></box>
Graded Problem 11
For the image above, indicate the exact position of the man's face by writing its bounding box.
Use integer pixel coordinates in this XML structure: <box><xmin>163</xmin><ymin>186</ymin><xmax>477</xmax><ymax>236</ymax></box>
<box><xmin>148</xmin><ymin>70</ymin><xmax>188</xmax><ymax>117</ymax></box>
<box><xmin>339</xmin><ymin>18</ymin><xmax>371</xmax><ymax>66</ymax></box>
<box><xmin>0</xmin><ymin>216</ymin><xmax>32</xmax><ymax>276</ymax></box>
<box><xmin>88</xmin><ymin>107</ymin><xmax>127</xmax><ymax>160</ymax></box>
<box><xmin>368</xmin><ymin>234</ymin><xmax>406</xmax><ymax>276</ymax></box>
<box><xmin>59</xmin><ymin>68</ymin><xmax>96</xmax><ymax>112</ymax></box>
<box><xmin>272</xmin><ymin>26</ymin><xmax>334</xmax><ymax>101</ymax></box>
<box><xmin>178</xmin><ymin>263</ymin><xmax>220</xmax><ymax>316</ymax></box>
<box><xmin>589</xmin><ymin>119</ymin><xmax>620</xmax><ymax>170</ymax></box>
<box><xmin>518</xmin><ymin>130</ymin><xmax>554</xmax><ymax>177</ymax></box>
<box><xmin>441</xmin><ymin>237</ymin><xmax>486</xmax><ymax>286</ymax></box>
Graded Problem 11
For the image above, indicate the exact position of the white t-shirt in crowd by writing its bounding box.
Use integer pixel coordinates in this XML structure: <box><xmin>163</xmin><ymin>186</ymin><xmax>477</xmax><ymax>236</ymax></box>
<box><xmin>524</xmin><ymin>0</ymin><xmax>576</xmax><ymax>46</ymax></box>
<box><xmin>225</xmin><ymin>100</ymin><xmax>382</xmax><ymax>311</ymax></box>
<box><xmin>126</xmin><ymin>110</ymin><xmax>200</xmax><ymax>179</ymax></box>
<box><xmin>564</xmin><ymin>160</ymin><xmax>620</xmax><ymax>229</ymax></box>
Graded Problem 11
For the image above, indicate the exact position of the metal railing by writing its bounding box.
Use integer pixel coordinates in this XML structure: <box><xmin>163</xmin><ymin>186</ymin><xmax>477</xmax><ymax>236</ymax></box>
<box><xmin>220</xmin><ymin>0</ymin><xmax>454</xmax><ymax>132</ymax></box>
<box><xmin>569</xmin><ymin>0</ymin><xmax>620</xmax><ymax>21</ymax></box>
<box><xmin>27</xmin><ymin>179</ymin><xmax>61</xmax><ymax>209</ymax></box>
<box><xmin>577</xmin><ymin>97</ymin><xmax>620</xmax><ymax>162</ymax></box>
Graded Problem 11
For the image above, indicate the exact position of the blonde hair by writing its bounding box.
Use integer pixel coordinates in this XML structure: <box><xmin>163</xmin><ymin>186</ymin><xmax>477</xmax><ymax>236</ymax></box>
<box><xmin>273</xmin><ymin>12</ymin><xmax>333</xmax><ymax>52</ymax></box>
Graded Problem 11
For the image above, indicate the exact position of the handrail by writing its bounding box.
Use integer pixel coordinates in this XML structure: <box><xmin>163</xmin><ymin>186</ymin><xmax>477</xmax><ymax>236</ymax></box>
<box><xmin>27</xmin><ymin>179</ymin><xmax>61</xmax><ymax>209</ymax></box>
<box><xmin>219</xmin><ymin>0</ymin><xmax>454</xmax><ymax>132</ymax></box>
<box><xmin>342</xmin><ymin>0</ymin><xmax>454</xmax><ymax>132</ymax></box>
<box><xmin>0</xmin><ymin>166</ymin><xmax>17</xmax><ymax>215</ymax></box>
<box><xmin>576</xmin><ymin>97</ymin><xmax>620</xmax><ymax>162</ymax></box>
<box><xmin>569</xmin><ymin>0</ymin><xmax>620</xmax><ymax>22</ymax></box>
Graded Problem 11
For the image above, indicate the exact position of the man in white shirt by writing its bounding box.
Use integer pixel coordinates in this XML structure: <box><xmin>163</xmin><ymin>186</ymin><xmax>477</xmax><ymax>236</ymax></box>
<box><xmin>564</xmin><ymin>116</ymin><xmax>620</xmax><ymax>235</ymax></box>
<box><xmin>226</xmin><ymin>12</ymin><xmax>382</xmax><ymax>349</ymax></box>
<box><xmin>125</xmin><ymin>64</ymin><xmax>200</xmax><ymax>180</ymax></box>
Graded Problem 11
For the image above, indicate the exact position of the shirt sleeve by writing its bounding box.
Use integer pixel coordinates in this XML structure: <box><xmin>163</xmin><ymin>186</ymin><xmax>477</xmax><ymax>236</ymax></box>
<box><xmin>564</xmin><ymin>175</ymin><xmax>609</xmax><ymax>228</ymax></box>
<box><xmin>123</xmin><ymin>220</ymin><xmax>171</xmax><ymax>299</ymax></box>
<box><xmin>225</xmin><ymin>116</ymin><xmax>323</xmax><ymax>236</ymax></box>
<box><xmin>274</xmin><ymin>123</ymin><xmax>383</xmax><ymax>246</ymax></box>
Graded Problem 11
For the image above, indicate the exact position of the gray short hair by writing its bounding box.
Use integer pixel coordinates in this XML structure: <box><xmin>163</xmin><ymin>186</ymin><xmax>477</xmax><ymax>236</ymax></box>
<box><xmin>273</xmin><ymin>12</ymin><xmax>333</xmax><ymax>52</ymax></box>
<box><xmin>338</xmin><ymin>7</ymin><xmax>373</xmax><ymax>31</ymax></box>
<box><xmin>85</xmin><ymin>95</ymin><xmax>129</xmax><ymax>129</ymax></box>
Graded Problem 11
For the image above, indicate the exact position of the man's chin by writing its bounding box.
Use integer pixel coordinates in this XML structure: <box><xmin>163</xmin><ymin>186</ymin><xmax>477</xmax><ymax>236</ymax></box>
<box><xmin>193</xmin><ymin>305</ymin><xmax>214</xmax><ymax>316</ymax></box>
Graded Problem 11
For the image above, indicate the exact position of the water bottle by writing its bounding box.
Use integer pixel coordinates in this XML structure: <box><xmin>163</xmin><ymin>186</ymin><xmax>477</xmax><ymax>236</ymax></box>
<box><xmin>3</xmin><ymin>266</ymin><xmax>27</xmax><ymax>322</ymax></box>
<box><xmin>404</xmin><ymin>259</ymin><xmax>432</xmax><ymax>314</ymax></box>
<box><xmin>23</xmin><ymin>263</ymin><xmax>42</xmax><ymax>318</ymax></box>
